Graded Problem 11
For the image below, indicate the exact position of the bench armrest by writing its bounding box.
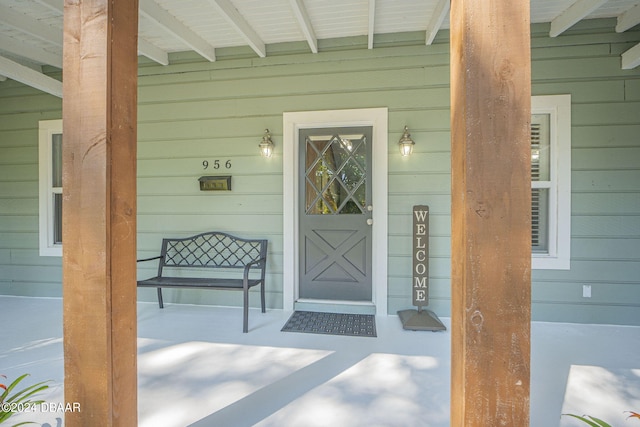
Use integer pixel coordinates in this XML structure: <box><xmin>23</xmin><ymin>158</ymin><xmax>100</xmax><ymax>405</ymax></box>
<box><xmin>242</xmin><ymin>257</ymin><xmax>267</xmax><ymax>284</ymax></box>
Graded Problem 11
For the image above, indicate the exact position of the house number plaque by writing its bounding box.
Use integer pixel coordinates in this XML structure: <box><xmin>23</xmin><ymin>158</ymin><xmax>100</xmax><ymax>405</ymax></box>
<box><xmin>203</xmin><ymin>159</ymin><xmax>232</xmax><ymax>170</ymax></box>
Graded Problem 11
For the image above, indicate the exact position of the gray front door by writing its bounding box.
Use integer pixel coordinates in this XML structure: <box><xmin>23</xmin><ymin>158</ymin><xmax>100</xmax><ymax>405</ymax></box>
<box><xmin>299</xmin><ymin>127</ymin><xmax>373</xmax><ymax>301</ymax></box>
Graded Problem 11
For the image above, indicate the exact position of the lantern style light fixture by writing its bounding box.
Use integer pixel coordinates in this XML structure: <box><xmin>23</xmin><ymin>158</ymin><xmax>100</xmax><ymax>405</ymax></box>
<box><xmin>398</xmin><ymin>126</ymin><xmax>415</xmax><ymax>157</ymax></box>
<box><xmin>259</xmin><ymin>129</ymin><xmax>274</xmax><ymax>158</ymax></box>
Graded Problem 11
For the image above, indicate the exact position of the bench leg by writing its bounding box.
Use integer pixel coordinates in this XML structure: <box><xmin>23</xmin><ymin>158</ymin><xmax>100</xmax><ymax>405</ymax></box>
<box><xmin>261</xmin><ymin>281</ymin><xmax>266</xmax><ymax>313</ymax></box>
<box><xmin>243</xmin><ymin>288</ymin><xmax>249</xmax><ymax>333</ymax></box>
<box><xmin>157</xmin><ymin>288</ymin><xmax>164</xmax><ymax>309</ymax></box>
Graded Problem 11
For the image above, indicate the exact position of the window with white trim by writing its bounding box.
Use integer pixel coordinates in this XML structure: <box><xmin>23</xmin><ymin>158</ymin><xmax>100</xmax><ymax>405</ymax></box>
<box><xmin>531</xmin><ymin>95</ymin><xmax>571</xmax><ymax>270</ymax></box>
<box><xmin>39</xmin><ymin>119</ymin><xmax>63</xmax><ymax>256</ymax></box>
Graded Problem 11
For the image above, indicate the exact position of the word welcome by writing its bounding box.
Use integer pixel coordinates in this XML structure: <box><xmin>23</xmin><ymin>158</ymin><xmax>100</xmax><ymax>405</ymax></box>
<box><xmin>413</xmin><ymin>205</ymin><xmax>429</xmax><ymax>306</ymax></box>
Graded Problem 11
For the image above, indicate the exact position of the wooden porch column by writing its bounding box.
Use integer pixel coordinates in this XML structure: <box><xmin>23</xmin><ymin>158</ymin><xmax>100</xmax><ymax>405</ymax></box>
<box><xmin>62</xmin><ymin>1</ymin><xmax>138</xmax><ymax>425</ymax></box>
<box><xmin>450</xmin><ymin>1</ymin><xmax>532</xmax><ymax>426</ymax></box>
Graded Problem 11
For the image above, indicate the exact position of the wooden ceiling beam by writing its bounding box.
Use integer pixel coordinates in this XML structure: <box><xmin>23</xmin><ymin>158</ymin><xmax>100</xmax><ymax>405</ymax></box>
<box><xmin>616</xmin><ymin>4</ymin><xmax>640</xmax><ymax>33</ymax></box>
<box><xmin>289</xmin><ymin>0</ymin><xmax>318</xmax><ymax>54</ymax></box>
<box><xmin>617</xmin><ymin>4</ymin><xmax>640</xmax><ymax>70</ymax></box>
<box><xmin>368</xmin><ymin>0</ymin><xmax>376</xmax><ymax>49</ymax></box>
<box><xmin>138</xmin><ymin>37</ymin><xmax>169</xmax><ymax>66</ymax></box>
<box><xmin>0</xmin><ymin>55</ymin><xmax>62</xmax><ymax>97</ymax></box>
<box><xmin>622</xmin><ymin>42</ymin><xmax>640</xmax><ymax>69</ymax></box>
<box><xmin>140</xmin><ymin>0</ymin><xmax>216</xmax><ymax>62</ymax></box>
<box><xmin>425</xmin><ymin>0</ymin><xmax>449</xmax><ymax>45</ymax></box>
<box><xmin>209</xmin><ymin>0</ymin><xmax>266</xmax><ymax>58</ymax></box>
<box><xmin>550</xmin><ymin>0</ymin><xmax>608</xmax><ymax>37</ymax></box>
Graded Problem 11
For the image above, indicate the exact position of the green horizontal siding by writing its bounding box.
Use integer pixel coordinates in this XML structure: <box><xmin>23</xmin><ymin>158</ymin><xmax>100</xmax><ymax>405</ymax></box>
<box><xmin>0</xmin><ymin>20</ymin><xmax>638</xmax><ymax>325</ymax></box>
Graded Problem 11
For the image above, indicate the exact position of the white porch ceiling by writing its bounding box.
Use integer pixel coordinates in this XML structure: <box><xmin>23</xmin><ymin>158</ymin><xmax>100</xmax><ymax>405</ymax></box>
<box><xmin>1</xmin><ymin>0</ymin><xmax>639</xmax><ymax>97</ymax></box>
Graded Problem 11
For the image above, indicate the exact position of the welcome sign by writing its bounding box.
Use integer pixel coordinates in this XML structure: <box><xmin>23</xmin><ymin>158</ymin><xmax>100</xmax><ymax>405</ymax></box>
<box><xmin>397</xmin><ymin>204</ymin><xmax>446</xmax><ymax>331</ymax></box>
<box><xmin>413</xmin><ymin>205</ymin><xmax>429</xmax><ymax>307</ymax></box>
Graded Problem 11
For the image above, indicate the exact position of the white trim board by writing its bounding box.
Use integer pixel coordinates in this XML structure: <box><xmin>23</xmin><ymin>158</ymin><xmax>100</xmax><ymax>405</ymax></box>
<box><xmin>283</xmin><ymin>108</ymin><xmax>389</xmax><ymax>315</ymax></box>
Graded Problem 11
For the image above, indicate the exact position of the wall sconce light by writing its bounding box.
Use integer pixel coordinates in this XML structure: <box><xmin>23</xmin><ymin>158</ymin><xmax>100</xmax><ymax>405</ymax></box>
<box><xmin>259</xmin><ymin>129</ymin><xmax>274</xmax><ymax>158</ymax></box>
<box><xmin>398</xmin><ymin>126</ymin><xmax>415</xmax><ymax>157</ymax></box>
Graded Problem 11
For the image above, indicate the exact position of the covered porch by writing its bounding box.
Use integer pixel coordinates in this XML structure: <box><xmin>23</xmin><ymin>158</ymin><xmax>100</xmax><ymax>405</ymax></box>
<box><xmin>1</xmin><ymin>0</ymin><xmax>639</xmax><ymax>425</ymax></box>
<box><xmin>3</xmin><ymin>295</ymin><xmax>640</xmax><ymax>427</ymax></box>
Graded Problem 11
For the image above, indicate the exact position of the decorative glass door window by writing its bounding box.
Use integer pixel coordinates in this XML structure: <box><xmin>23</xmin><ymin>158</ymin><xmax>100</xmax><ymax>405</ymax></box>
<box><xmin>304</xmin><ymin>133</ymin><xmax>367</xmax><ymax>215</ymax></box>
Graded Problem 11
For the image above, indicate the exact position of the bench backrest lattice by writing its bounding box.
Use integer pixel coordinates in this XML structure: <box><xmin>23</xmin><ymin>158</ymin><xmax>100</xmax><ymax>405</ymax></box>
<box><xmin>160</xmin><ymin>232</ymin><xmax>267</xmax><ymax>272</ymax></box>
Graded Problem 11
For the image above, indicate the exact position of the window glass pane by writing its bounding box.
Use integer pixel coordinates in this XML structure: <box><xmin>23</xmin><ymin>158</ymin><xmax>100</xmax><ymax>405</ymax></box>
<box><xmin>531</xmin><ymin>114</ymin><xmax>550</xmax><ymax>182</ymax></box>
<box><xmin>305</xmin><ymin>133</ymin><xmax>367</xmax><ymax>215</ymax></box>
<box><xmin>305</xmin><ymin>136</ymin><xmax>330</xmax><ymax>214</ymax></box>
<box><xmin>531</xmin><ymin>188</ymin><xmax>549</xmax><ymax>253</ymax></box>
<box><xmin>52</xmin><ymin>133</ymin><xmax>63</xmax><ymax>187</ymax></box>
<box><xmin>54</xmin><ymin>193</ymin><xmax>63</xmax><ymax>244</ymax></box>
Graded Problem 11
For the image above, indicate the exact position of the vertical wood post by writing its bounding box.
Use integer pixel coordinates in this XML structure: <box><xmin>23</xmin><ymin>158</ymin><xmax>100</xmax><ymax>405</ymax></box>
<box><xmin>62</xmin><ymin>1</ymin><xmax>138</xmax><ymax>425</ymax></box>
<box><xmin>450</xmin><ymin>1</ymin><xmax>532</xmax><ymax>426</ymax></box>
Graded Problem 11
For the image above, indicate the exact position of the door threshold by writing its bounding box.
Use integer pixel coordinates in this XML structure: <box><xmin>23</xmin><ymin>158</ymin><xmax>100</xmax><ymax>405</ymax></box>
<box><xmin>294</xmin><ymin>299</ymin><xmax>376</xmax><ymax>315</ymax></box>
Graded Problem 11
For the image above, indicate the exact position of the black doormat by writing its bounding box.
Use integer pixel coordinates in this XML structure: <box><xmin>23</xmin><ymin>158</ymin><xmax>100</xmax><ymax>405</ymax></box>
<box><xmin>281</xmin><ymin>311</ymin><xmax>376</xmax><ymax>337</ymax></box>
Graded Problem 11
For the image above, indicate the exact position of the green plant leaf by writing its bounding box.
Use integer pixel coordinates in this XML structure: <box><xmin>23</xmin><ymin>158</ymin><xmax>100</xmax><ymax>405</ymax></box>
<box><xmin>0</xmin><ymin>374</ymin><xmax>50</xmax><ymax>426</ymax></box>
<box><xmin>1</xmin><ymin>374</ymin><xmax>29</xmax><ymax>401</ymax></box>
<box><xmin>586</xmin><ymin>415</ymin><xmax>612</xmax><ymax>427</ymax></box>
<box><xmin>562</xmin><ymin>414</ymin><xmax>612</xmax><ymax>427</ymax></box>
<box><xmin>6</xmin><ymin>383</ymin><xmax>50</xmax><ymax>404</ymax></box>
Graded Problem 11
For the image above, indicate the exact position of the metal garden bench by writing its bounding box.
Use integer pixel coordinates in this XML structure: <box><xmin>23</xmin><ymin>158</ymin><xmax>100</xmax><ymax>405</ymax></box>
<box><xmin>137</xmin><ymin>231</ymin><xmax>268</xmax><ymax>333</ymax></box>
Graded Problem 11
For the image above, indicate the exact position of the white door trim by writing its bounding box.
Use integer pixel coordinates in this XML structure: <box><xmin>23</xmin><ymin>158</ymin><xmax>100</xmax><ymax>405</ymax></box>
<box><xmin>283</xmin><ymin>108</ymin><xmax>388</xmax><ymax>315</ymax></box>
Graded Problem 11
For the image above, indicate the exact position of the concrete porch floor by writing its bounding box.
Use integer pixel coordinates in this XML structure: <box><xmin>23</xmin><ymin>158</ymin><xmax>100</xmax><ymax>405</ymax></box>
<box><xmin>1</xmin><ymin>296</ymin><xmax>639</xmax><ymax>427</ymax></box>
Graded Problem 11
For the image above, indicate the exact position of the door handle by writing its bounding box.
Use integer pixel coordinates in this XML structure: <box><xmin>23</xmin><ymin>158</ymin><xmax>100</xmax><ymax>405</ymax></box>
<box><xmin>366</xmin><ymin>219</ymin><xmax>373</xmax><ymax>226</ymax></box>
